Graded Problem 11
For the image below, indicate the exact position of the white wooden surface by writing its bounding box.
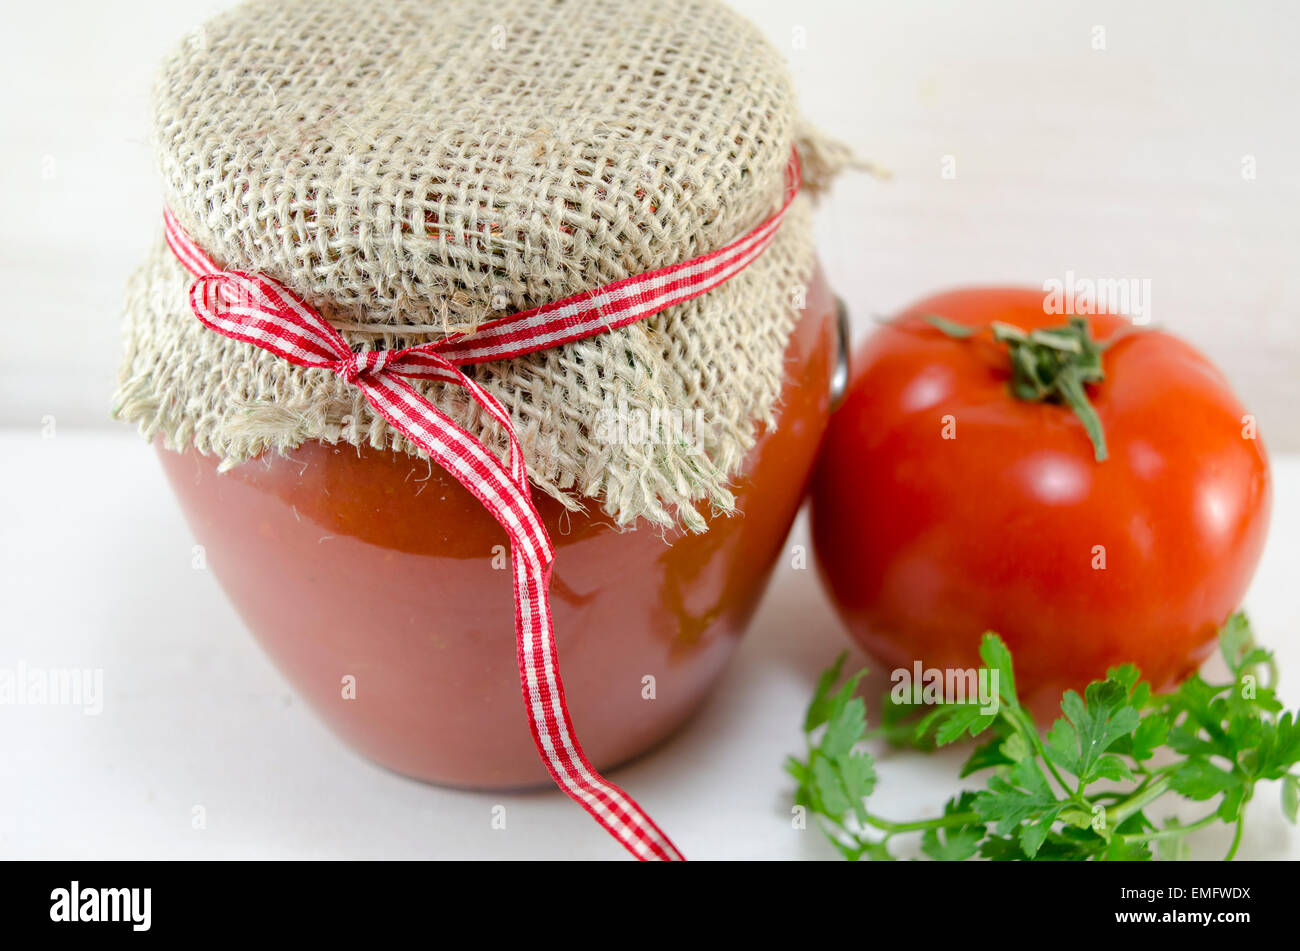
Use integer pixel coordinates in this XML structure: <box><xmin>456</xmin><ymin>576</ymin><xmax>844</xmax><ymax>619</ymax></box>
<box><xmin>1</xmin><ymin>431</ymin><xmax>1297</xmax><ymax>860</ymax></box>
<box><xmin>1</xmin><ymin>0</ymin><xmax>1297</xmax><ymax>446</ymax></box>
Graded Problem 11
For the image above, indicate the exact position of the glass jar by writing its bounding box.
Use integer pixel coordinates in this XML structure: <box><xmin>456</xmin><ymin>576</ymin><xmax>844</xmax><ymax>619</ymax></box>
<box><xmin>156</xmin><ymin>268</ymin><xmax>840</xmax><ymax>788</ymax></box>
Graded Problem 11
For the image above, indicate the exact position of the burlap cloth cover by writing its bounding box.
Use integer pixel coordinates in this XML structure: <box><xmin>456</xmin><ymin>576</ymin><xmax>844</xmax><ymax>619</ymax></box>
<box><xmin>114</xmin><ymin>0</ymin><xmax>851</xmax><ymax>531</ymax></box>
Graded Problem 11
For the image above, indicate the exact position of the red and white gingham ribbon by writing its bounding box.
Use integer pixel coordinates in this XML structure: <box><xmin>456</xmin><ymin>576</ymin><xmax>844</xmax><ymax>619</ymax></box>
<box><xmin>164</xmin><ymin>151</ymin><xmax>800</xmax><ymax>861</ymax></box>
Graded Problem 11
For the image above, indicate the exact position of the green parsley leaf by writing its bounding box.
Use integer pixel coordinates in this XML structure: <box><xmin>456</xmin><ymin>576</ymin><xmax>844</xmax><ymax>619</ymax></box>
<box><xmin>921</xmin><ymin>796</ymin><xmax>984</xmax><ymax>861</ymax></box>
<box><xmin>1282</xmin><ymin>775</ymin><xmax>1299</xmax><ymax>824</ymax></box>
<box><xmin>1043</xmin><ymin>679</ymin><xmax>1141</xmax><ymax>782</ymax></box>
<box><xmin>978</xmin><ymin>632</ymin><xmax>1019</xmax><ymax>710</ymax></box>
<box><xmin>1168</xmin><ymin>758</ymin><xmax>1241</xmax><ymax>801</ymax></box>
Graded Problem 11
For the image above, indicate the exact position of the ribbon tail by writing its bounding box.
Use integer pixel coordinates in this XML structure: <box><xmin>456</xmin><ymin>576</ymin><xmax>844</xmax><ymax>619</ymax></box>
<box><xmin>357</xmin><ymin>372</ymin><xmax>682</xmax><ymax>861</ymax></box>
<box><xmin>511</xmin><ymin>547</ymin><xmax>685</xmax><ymax>861</ymax></box>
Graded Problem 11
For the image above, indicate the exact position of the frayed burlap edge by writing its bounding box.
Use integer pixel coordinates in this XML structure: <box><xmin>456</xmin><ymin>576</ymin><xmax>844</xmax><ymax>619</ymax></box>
<box><xmin>113</xmin><ymin>129</ymin><xmax>851</xmax><ymax>533</ymax></box>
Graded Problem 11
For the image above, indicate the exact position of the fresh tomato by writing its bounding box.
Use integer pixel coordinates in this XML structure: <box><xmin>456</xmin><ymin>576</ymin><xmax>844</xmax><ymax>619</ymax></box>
<box><xmin>810</xmin><ymin>288</ymin><xmax>1271</xmax><ymax>707</ymax></box>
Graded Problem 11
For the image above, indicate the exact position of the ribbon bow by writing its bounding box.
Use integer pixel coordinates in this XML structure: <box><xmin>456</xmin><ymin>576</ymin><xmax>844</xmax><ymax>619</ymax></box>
<box><xmin>163</xmin><ymin>150</ymin><xmax>800</xmax><ymax>861</ymax></box>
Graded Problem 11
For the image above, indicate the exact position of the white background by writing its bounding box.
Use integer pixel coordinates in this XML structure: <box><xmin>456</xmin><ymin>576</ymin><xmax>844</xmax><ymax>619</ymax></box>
<box><xmin>1</xmin><ymin>1</ymin><xmax>1298</xmax><ymax>861</ymax></box>
<box><xmin>2</xmin><ymin>0</ymin><xmax>1298</xmax><ymax>445</ymax></box>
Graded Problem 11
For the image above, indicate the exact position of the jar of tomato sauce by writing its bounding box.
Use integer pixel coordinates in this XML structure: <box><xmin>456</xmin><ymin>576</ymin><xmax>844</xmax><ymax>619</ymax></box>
<box><xmin>115</xmin><ymin>0</ymin><xmax>850</xmax><ymax>805</ymax></box>
<box><xmin>156</xmin><ymin>270</ymin><xmax>839</xmax><ymax>787</ymax></box>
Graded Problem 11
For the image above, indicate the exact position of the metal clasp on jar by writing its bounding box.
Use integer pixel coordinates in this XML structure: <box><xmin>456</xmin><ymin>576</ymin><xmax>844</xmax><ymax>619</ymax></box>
<box><xmin>830</xmin><ymin>296</ymin><xmax>852</xmax><ymax>412</ymax></box>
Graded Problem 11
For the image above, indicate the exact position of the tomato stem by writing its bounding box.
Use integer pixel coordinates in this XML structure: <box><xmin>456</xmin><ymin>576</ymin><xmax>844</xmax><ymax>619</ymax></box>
<box><xmin>921</xmin><ymin>314</ymin><xmax>1111</xmax><ymax>462</ymax></box>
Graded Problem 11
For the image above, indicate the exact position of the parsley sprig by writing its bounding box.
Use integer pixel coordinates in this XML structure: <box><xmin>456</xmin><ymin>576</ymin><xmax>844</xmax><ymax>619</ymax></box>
<box><xmin>786</xmin><ymin>613</ymin><xmax>1300</xmax><ymax>860</ymax></box>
